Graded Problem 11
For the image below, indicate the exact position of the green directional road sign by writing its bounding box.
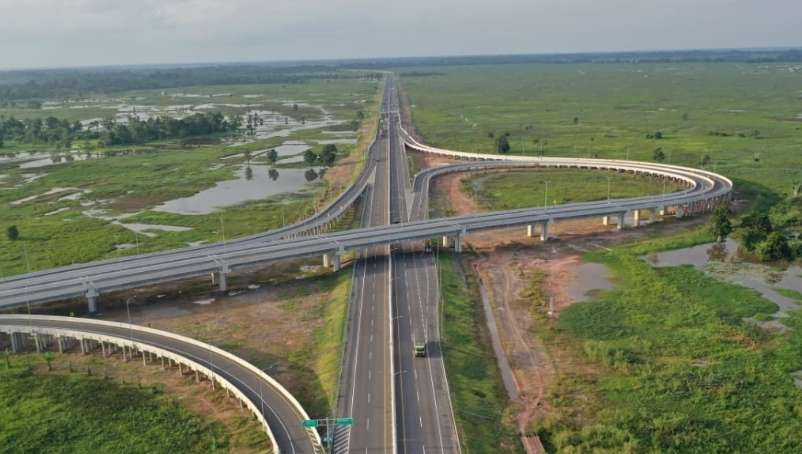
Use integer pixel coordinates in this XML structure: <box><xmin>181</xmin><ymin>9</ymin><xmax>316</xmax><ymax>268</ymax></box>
<box><xmin>335</xmin><ymin>418</ymin><xmax>354</xmax><ymax>426</ymax></box>
<box><xmin>302</xmin><ymin>419</ymin><xmax>319</xmax><ymax>428</ymax></box>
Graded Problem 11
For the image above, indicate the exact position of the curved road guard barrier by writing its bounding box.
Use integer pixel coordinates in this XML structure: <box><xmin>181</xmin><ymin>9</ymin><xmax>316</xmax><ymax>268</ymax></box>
<box><xmin>0</xmin><ymin>315</ymin><xmax>323</xmax><ymax>454</ymax></box>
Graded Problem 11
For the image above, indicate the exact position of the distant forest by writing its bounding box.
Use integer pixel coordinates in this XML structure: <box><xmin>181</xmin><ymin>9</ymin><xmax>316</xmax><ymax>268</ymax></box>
<box><xmin>0</xmin><ymin>64</ymin><xmax>379</xmax><ymax>103</ymax></box>
<box><xmin>0</xmin><ymin>112</ymin><xmax>239</xmax><ymax>148</ymax></box>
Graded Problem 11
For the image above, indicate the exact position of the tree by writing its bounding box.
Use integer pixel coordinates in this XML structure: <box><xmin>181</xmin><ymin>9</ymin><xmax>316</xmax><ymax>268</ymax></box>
<box><xmin>487</xmin><ymin>131</ymin><xmax>495</xmax><ymax>139</ymax></box>
<box><xmin>496</xmin><ymin>135</ymin><xmax>511</xmax><ymax>154</ymax></box>
<box><xmin>303</xmin><ymin>149</ymin><xmax>318</xmax><ymax>166</ymax></box>
<box><xmin>573</xmin><ymin>116</ymin><xmax>579</xmax><ymax>125</ymax></box>
<box><xmin>709</xmin><ymin>207</ymin><xmax>732</xmax><ymax>242</ymax></box>
<box><xmin>700</xmin><ymin>154</ymin><xmax>711</xmax><ymax>166</ymax></box>
<box><xmin>6</xmin><ymin>225</ymin><xmax>19</xmax><ymax>241</ymax></box>
<box><xmin>653</xmin><ymin>147</ymin><xmax>666</xmax><ymax>162</ymax></box>
<box><xmin>756</xmin><ymin>232</ymin><xmax>792</xmax><ymax>262</ymax></box>
<box><xmin>267</xmin><ymin>149</ymin><xmax>278</xmax><ymax>165</ymax></box>
<box><xmin>320</xmin><ymin>144</ymin><xmax>337</xmax><ymax>166</ymax></box>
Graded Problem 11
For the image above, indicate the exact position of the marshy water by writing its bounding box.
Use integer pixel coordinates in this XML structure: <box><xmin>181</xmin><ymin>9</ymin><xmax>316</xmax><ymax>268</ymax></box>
<box><xmin>154</xmin><ymin>164</ymin><xmax>324</xmax><ymax>215</ymax></box>
<box><xmin>644</xmin><ymin>239</ymin><xmax>802</xmax><ymax>312</ymax></box>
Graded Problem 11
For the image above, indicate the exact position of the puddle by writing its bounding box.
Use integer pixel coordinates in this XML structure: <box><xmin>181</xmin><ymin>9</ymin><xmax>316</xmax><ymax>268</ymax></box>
<box><xmin>644</xmin><ymin>239</ymin><xmax>739</xmax><ymax>267</ymax></box>
<box><xmin>567</xmin><ymin>262</ymin><xmax>614</xmax><ymax>302</ymax></box>
<box><xmin>19</xmin><ymin>153</ymin><xmax>95</xmax><ymax>169</ymax></box>
<box><xmin>154</xmin><ymin>164</ymin><xmax>324</xmax><ymax>215</ymax></box>
<box><xmin>44</xmin><ymin>207</ymin><xmax>71</xmax><ymax>216</ymax></box>
<box><xmin>112</xmin><ymin>221</ymin><xmax>193</xmax><ymax>238</ymax></box>
<box><xmin>644</xmin><ymin>239</ymin><xmax>802</xmax><ymax>312</ymax></box>
<box><xmin>11</xmin><ymin>187</ymin><xmax>81</xmax><ymax>205</ymax></box>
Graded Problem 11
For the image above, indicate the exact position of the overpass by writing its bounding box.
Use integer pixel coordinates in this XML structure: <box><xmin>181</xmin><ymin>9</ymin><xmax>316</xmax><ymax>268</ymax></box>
<box><xmin>0</xmin><ymin>314</ymin><xmax>323</xmax><ymax>454</ymax></box>
<box><xmin>0</xmin><ymin>149</ymin><xmax>731</xmax><ymax>309</ymax></box>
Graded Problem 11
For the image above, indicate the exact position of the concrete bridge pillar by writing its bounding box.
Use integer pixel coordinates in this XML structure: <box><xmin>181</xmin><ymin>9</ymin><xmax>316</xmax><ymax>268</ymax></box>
<box><xmin>10</xmin><ymin>332</ymin><xmax>21</xmax><ymax>353</ymax></box>
<box><xmin>322</xmin><ymin>253</ymin><xmax>332</xmax><ymax>268</ymax></box>
<box><xmin>616</xmin><ymin>213</ymin><xmax>625</xmax><ymax>230</ymax></box>
<box><xmin>33</xmin><ymin>333</ymin><xmax>41</xmax><ymax>353</ymax></box>
<box><xmin>602</xmin><ymin>216</ymin><xmax>610</xmax><ymax>226</ymax></box>
<box><xmin>218</xmin><ymin>264</ymin><xmax>230</xmax><ymax>292</ymax></box>
<box><xmin>526</xmin><ymin>224</ymin><xmax>535</xmax><ymax>238</ymax></box>
<box><xmin>632</xmin><ymin>210</ymin><xmax>641</xmax><ymax>227</ymax></box>
<box><xmin>442</xmin><ymin>235</ymin><xmax>451</xmax><ymax>248</ymax></box>
<box><xmin>540</xmin><ymin>221</ymin><xmax>550</xmax><ymax>241</ymax></box>
<box><xmin>658</xmin><ymin>206</ymin><xmax>666</xmax><ymax>217</ymax></box>
<box><xmin>332</xmin><ymin>253</ymin><xmax>342</xmax><ymax>272</ymax></box>
<box><xmin>80</xmin><ymin>338</ymin><xmax>86</xmax><ymax>354</ymax></box>
<box><xmin>455</xmin><ymin>233</ymin><xmax>464</xmax><ymax>253</ymax></box>
<box><xmin>86</xmin><ymin>288</ymin><xmax>100</xmax><ymax>314</ymax></box>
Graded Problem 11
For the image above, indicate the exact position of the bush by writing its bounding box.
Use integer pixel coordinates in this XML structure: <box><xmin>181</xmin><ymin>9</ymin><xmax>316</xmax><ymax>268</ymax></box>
<box><xmin>756</xmin><ymin>232</ymin><xmax>793</xmax><ymax>262</ymax></box>
<box><xmin>6</xmin><ymin>225</ymin><xmax>18</xmax><ymax>241</ymax></box>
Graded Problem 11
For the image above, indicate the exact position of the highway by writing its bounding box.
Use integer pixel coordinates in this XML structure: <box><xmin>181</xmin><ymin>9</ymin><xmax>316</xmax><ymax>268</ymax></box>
<box><xmin>335</xmin><ymin>80</ymin><xmax>394</xmax><ymax>453</ymax></box>
<box><xmin>0</xmin><ymin>314</ymin><xmax>321</xmax><ymax>454</ymax></box>
<box><xmin>389</xmin><ymin>100</ymin><xmax>461</xmax><ymax>453</ymax></box>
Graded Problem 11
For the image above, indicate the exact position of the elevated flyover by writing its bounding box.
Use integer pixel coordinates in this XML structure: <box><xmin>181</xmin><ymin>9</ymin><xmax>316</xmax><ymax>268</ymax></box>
<box><xmin>0</xmin><ymin>146</ymin><xmax>731</xmax><ymax>309</ymax></box>
<box><xmin>0</xmin><ymin>314</ymin><xmax>323</xmax><ymax>454</ymax></box>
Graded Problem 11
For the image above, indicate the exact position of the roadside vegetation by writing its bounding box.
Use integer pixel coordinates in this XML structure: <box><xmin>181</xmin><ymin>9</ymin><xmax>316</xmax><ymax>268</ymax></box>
<box><xmin>400</xmin><ymin>63</ymin><xmax>802</xmax><ymax>197</ymax></box>
<box><xmin>0</xmin><ymin>353</ymin><xmax>259</xmax><ymax>453</ymax></box>
<box><xmin>462</xmin><ymin>169</ymin><xmax>683</xmax><ymax>211</ymax></box>
<box><xmin>526</xmin><ymin>230</ymin><xmax>802</xmax><ymax>452</ymax></box>
<box><xmin>438</xmin><ymin>252</ymin><xmax>523</xmax><ymax>453</ymax></box>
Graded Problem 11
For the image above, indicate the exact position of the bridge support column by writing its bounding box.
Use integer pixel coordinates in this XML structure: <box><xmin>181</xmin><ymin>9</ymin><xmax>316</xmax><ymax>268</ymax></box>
<box><xmin>632</xmin><ymin>210</ymin><xmax>641</xmax><ymax>228</ymax></box>
<box><xmin>86</xmin><ymin>289</ymin><xmax>99</xmax><ymax>314</ymax></box>
<box><xmin>616</xmin><ymin>213</ymin><xmax>625</xmax><ymax>230</ymax></box>
<box><xmin>455</xmin><ymin>234</ymin><xmax>464</xmax><ymax>253</ymax></box>
<box><xmin>602</xmin><ymin>216</ymin><xmax>610</xmax><ymax>226</ymax></box>
<box><xmin>10</xmin><ymin>333</ymin><xmax>20</xmax><ymax>353</ymax></box>
<box><xmin>217</xmin><ymin>270</ymin><xmax>228</xmax><ymax>292</ymax></box>
<box><xmin>540</xmin><ymin>221</ymin><xmax>550</xmax><ymax>241</ymax></box>
<box><xmin>442</xmin><ymin>235</ymin><xmax>451</xmax><ymax>248</ymax></box>
<box><xmin>80</xmin><ymin>338</ymin><xmax>86</xmax><ymax>354</ymax></box>
<box><xmin>526</xmin><ymin>224</ymin><xmax>535</xmax><ymax>238</ymax></box>
<box><xmin>332</xmin><ymin>253</ymin><xmax>342</xmax><ymax>272</ymax></box>
<box><xmin>33</xmin><ymin>333</ymin><xmax>41</xmax><ymax>353</ymax></box>
<box><xmin>322</xmin><ymin>253</ymin><xmax>331</xmax><ymax>268</ymax></box>
<box><xmin>57</xmin><ymin>336</ymin><xmax>64</xmax><ymax>353</ymax></box>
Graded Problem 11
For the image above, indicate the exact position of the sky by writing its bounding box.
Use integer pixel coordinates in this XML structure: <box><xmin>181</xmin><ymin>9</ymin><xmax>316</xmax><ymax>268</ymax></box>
<box><xmin>1</xmin><ymin>0</ymin><xmax>800</xmax><ymax>70</ymax></box>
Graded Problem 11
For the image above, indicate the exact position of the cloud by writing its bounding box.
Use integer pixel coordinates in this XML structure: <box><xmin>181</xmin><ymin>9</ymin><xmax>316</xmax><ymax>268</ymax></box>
<box><xmin>0</xmin><ymin>0</ymin><xmax>799</xmax><ymax>69</ymax></box>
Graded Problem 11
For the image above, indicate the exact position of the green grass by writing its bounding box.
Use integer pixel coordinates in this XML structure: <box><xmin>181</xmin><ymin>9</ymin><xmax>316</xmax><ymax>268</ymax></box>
<box><xmin>400</xmin><ymin>63</ymin><xmax>802</xmax><ymax>196</ymax></box>
<box><xmin>775</xmin><ymin>287</ymin><xmax>802</xmax><ymax>301</ymax></box>
<box><xmin>439</xmin><ymin>252</ymin><xmax>523</xmax><ymax>453</ymax></box>
<box><xmin>530</xmin><ymin>236</ymin><xmax>802</xmax><ymax>452</ymax></box>
<box><xmin>311</xmin><ymin>271</ymin><xmax>352</xmax><ymax>415</ymax></box>
<box><xmin>463</xmin><ymin>169</ymin><xmax>683</xmax><ymax>210</ymax></box>
<box><xmin>0</xmin><ymin>354</ymin><xmax>232</xmax><ymax>453</ymax></box>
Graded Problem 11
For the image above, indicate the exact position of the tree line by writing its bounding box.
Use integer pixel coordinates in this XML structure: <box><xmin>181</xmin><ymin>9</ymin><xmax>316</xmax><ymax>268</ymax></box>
<box><xmin>0</xmin><ymin>112</ymin><xmax>240</xmax><ymax>148</ymax></box>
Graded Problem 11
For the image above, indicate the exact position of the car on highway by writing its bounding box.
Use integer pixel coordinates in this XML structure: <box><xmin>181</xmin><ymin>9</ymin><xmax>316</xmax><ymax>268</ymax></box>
<box><xmin>414</xmin><ymin>342</ymin><xmax>427</xmax><ymax>357</ymax></box>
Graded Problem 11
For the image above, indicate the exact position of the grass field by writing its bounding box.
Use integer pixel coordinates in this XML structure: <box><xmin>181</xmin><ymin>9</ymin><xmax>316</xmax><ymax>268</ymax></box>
<box><xmin>528</xmin><ymin>231</ymin><xmax>802</xmax><ymax>452</ymax></box>
<box><xmin>463</xmin><ymin>169</ymin><xmax>683</xmax><ymax>211</ymax></box>
<box><xmin>400</xmin><ymin>63</ymin><xmax>802</xmax><ymax>196</ymax></box>
<box><xmin>0</xmin><ymin>353</ymin><xmax>249</xmax><ymax>453</ymax></box>
<box><xmin>438</xmin><ymin>252</ymin><xmax>523</xmax><ymax>453</ymax></box>
<box><xmin>0</xmin><ymin>78</ymin><xmax>380</xmax><ymax>277</ymax></box>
